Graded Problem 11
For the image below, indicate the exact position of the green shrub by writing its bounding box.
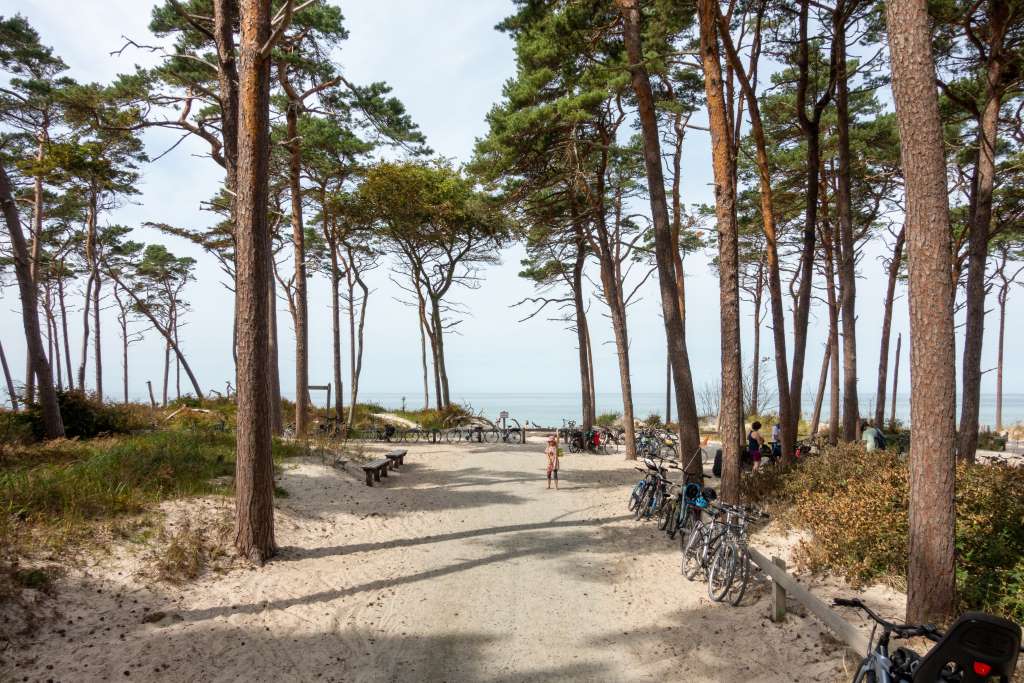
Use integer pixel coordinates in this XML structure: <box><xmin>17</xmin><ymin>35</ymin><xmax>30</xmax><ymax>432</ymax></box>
<box><xmin>595</xmin><ymin>411</ymin><xmax>622</xmax><ymax>427</ymax></box>
<box><xmin>23</xmin><ymin>391</ymin><xmax>153</xmax><ymax>440</ymax></box>
<box><xmin>0</xmin><ymin>411</ymin><xmax>35</xmax><ymax>446</ymax></box>
<box><xmin>741</xmin><ymin>444</ymin><xmax>1024</xmax><ymax>622</ymax></box>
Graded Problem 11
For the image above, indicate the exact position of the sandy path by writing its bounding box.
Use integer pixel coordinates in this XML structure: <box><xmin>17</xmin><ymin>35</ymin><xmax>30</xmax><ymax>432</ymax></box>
<box><xmin>4</xmin><ymin>443</ymin><xmax>858</xmax><ymax>682</ymax></box>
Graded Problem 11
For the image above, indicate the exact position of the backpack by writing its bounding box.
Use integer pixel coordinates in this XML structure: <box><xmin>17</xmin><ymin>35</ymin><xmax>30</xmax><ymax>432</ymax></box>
<box><xmin>874</xmin><ymin>431</ymin><xmax>887</xmax><ymax>450</ymax></box>
<box><xmin>712</xmin><ymin>448</ymin><xmax>723</xmax><ymax>478</ymax></box>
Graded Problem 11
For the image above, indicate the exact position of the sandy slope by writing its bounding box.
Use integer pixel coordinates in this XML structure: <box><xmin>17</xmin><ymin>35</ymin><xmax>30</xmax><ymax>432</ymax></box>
<box><xmin>2</xmin><ymin>442</ymin><xmax>900</xmax><ymax>682</ymax></box>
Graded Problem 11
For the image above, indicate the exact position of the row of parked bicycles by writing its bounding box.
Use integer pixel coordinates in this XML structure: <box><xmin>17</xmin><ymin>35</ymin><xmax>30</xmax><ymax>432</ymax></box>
<box><xmin>310</xmin><ymin>417</ymin><xmax>525</xmax><ymax>445</ymax></box>
<box><xmin>628</xmin><ymin>450</ymin><xmax>764</xmax><ymax>605</ymax></box>
<box><xmin>626</xmin><ymin>451</ymin><xmax>1024</xmax><ymax>682</ymax></box>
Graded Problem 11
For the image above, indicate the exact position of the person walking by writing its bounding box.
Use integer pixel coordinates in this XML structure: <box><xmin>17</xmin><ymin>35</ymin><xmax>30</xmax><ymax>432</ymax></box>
<box><xmin>545</xmin><ymin>434</ymin><xmax>560</xmax><ymax>489</ymax></box>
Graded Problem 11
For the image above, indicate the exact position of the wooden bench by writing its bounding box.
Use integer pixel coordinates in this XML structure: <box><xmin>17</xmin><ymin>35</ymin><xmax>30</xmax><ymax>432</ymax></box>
<box><xmin>385</xmin><ymin>449</ymin><xmax>407</xmax><ymax>468</ymax></box>
<box><xmin>361</xmin><ymin>459</ymin><xmax>391</xmax><ymax>487</ymax></box>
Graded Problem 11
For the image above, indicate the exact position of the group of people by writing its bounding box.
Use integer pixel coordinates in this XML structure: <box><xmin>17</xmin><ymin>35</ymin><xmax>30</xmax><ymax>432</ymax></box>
<box><xmin>745</xmin><ymin>417</ymin><xmax>886</xmax><ymax>469</ymax></box>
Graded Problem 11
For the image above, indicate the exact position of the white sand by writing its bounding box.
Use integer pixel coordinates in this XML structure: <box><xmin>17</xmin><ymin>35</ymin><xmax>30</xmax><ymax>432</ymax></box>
<box><xmin>2</xmin><ymin>442</ymin><xmax>904</xmax><ymax>682</ymax></box>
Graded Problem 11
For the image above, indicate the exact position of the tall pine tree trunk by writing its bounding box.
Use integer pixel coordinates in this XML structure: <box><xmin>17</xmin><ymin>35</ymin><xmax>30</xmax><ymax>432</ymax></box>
<box><xmin>617</xmin><ymin>0</ymin><xmax>702</xmax><ymax>480</ymax></box>
<box><xmin>810</xmin><ymin>344</ymin><xmax>830</xmax><ymax>435</ymax></box>
<box><xmin>285</xmin><ymin>105</ymin><xmax>309</xmax><ymax>436</ymax></box>
<box><xmin>958</xmin><ymin>46</ymin><xmax>1006</xmax><ymax>460</ymax></box>
<box><xmin>0</xmin><ymin>161</ymin><xmax>62</xmax><ymax>436</ymax></box>
<box><xmin>93</xmin><ymin>273</ymin><xmax>103</xmax><ymax>400</ymax></box>
<box><xmin>891</xmin><ymin>332</ymin><xmax>902</xmax><ymax>428</ymax></box>
<box><xmin>717</xmin><ymin>7</ymin><xmax>794</xmax><ymax>460</ymax></box>
<box><xmin>886</xmin><ymin>0</ymin><xmax>957</xmax><ymax>623</ymax></box>
<box><xmin>834</xmin><ymin>9</ymin><xmax>860</xmax><ymax>441</ymax></box>
<box><xmin>330</xmin><ymin>240</ymin><xmax>343</xmax><ymax>422</ymax></box>
<box><xmin>0</xmin><ymin>338</ymin><xmax>18</xmax><ymax>411</ymax></box>
<box><xmin>699</xmin><ymin>0</ymin><xmax>742</xmax><ymax>499</ymax></box>
<box><xmin>572</xmin><ymin>237</ymin><xmax>595</xmax><ymax>430</ymax></box>
<box><xmin>875</xmin><ymin>226</ymin><xmax>905</xmax><ymax>427</ymax></box>
<box><xmin>267</xmin><ymin>248</ymin><xmax>282</xmax><ymax>435</ymax></box>
<box><xmin>232</xmin><ymin>0</ymin><xmax>275</xmax><ymax>564</ymax></box>
<box><xmin>57</xmin><ymin>273</ymin><xmax>73</xmax><ymax>391</ymax></box>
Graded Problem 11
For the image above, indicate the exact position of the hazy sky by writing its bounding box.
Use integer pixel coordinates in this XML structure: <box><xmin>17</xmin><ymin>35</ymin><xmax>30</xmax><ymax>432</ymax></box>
<box><xmin>1</xmin><ymin>1</ymin><xmax>1017</xmax><ymax>418</ymax></box>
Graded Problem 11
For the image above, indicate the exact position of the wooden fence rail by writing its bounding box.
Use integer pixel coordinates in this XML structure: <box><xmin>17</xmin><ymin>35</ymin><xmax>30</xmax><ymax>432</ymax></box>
<box><xmin>747</xmin><ymin>546</ymin><xmax>870</xmax><ymax>656</ymax></box>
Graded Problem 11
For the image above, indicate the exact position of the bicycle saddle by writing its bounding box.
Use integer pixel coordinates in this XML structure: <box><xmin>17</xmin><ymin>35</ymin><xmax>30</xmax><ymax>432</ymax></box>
<box><xmin>911</xmin><ymin>612</ymin><xmax>1020</xmax><ymax>682</ymax></box>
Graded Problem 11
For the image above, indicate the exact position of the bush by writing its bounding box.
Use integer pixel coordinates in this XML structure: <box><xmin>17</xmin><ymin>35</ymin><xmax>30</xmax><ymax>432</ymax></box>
<box><xmin>23</xmin><ymin>391</ymin><xmax>153</xmax><ymax>440</ymax></box>
<box><xmin>595</xmin><ymin>411</ymin><xmax>622</xmax><ymax>428</ymax></box>
<box><xmin>741</xmin><ymin>444</ymin><xmax>1024</xmax><ymax>622</ymax></box>
<box><xmin>0</xmin><ymin>411</ymin><xmax>35</xmax><ymax>446</ymax></box>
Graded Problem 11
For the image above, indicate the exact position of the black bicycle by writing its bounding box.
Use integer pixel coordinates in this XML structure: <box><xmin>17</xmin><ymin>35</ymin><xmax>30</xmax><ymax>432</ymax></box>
<box><xmin>833</xmin><ymin>597</ymin><xmax>1021</xmax><ymax>682</ymax></box>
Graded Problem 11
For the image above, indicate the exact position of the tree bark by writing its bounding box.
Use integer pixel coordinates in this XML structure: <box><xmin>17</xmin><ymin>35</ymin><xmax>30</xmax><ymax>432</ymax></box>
<box><xmin>891</xmin><ymin>332</ymin><xmax>901</xmax><ymax>428</ymax></box>
<box><xmin>430</xmin><ymin>296</ymin><xmax>451</xmax><ymax>409</ymax></box>
<box><xmin>958</xmin><ymin>13</ymin><xmax>1008</xmax><ymax>459</ymax></box>
<box><xmin>57</xmin><ymin>272</ymin><xmax>73</xmax><ymax>392</ymax></box>
<box><xmin>284</xmin><ymin>103</ymin><xmax>309</xmax><ymax>436</ymax></box>
<box><xmin>699</xmin><ymin>0</ymin><xmax>742</xmax><ymax>499</ymax></box>
<box><xmin>0</xmin><ymin>338</ymin><xmax>18</xmax><ymax>411</ymax></box>
<box><xmin>749</xmin><ymin>259</ymin><xmax>764</xmax><ymax>415</ymax></box>
<box><xmin>572</xmin><ymin>222</ymin><xmax>595</xmax><ymax>430</ymax></box>
<box><xmin>93</xmin><ymin>271</ymin><xmax>103</xmax><ymax>400</ymax></box>
<box><xmin>0</xmin><ymin>161</ymin><xmax>63</xmax><ymax>436</ymax></box>
<box><xmin>267</xmin><ymin>247</ymin><xmax>282</xmax><ymax>435</ymax></box>
<box><xmin>886</xmin><ymin>0</ymin><xmax>958</xmax><ymax>623</ymax></box>
<box><xmin>716</xmin><ymin>6</ymin><xmax>794</xmax><ymax>461</ymax></box>
<box><xmin>875</xmin><ymin>226</ymin><xmax>906</xmax><ymax>427</ymax></box>
<box><xmin>996</xmin><ymin>281</ymin><xmax>1007</xmax><ymax>433</ymax></box>
<box><xmin>788</xmin><ymin>0</ymin><xmax>837</xmax><ymax>456</ymax></box>
<box><xmin>810</xmin><ymin>343</ymin><xmax>830</xmax><ymax>436</ymax></box>
<box><xmin>834</xmin><ymin>7</ymin><xmax>860</xmax><ymax>441</ymax></box>
<box><xmin>231</xmin><ymin>0</ymin><xmax>276</xmax><ymax>563</ymax></box>
<box><xmin>617</xmin><ymin>0</ymin><xmax>702</xmax><ymax>481</ymax></box>
<box><xmin>329</xmin><ymin>238</ymin><xmax>343</xmax><ymax>422</ymax></box>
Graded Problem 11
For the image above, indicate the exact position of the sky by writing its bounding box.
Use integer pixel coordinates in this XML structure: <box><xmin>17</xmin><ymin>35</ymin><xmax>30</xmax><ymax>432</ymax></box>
<box><xmin>1</xmin><ymin>0</ymin><xmax>1019</xmax><ymax>422</ymax></box>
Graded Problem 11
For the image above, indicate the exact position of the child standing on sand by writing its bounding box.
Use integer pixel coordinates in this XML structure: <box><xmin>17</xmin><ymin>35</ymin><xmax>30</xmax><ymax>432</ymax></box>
<box><xmin>545</xmin><ymin>434</ymin><xmax>560</xmax><ymax>489</ymax></box>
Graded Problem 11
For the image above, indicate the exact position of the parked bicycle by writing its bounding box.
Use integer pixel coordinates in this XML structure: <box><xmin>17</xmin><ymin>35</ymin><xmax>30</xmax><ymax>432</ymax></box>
<box><xmin>833</xmin><ymin>596</ymin><xmax>1021</xmax><ymax>682</ymax></box>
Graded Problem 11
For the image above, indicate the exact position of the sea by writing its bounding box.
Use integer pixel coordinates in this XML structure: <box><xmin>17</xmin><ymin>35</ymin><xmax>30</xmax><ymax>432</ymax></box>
<box><xmin>351</xmin><ymin>391</ymin><xmax>1024</xmax><ymax>430</ymax></box>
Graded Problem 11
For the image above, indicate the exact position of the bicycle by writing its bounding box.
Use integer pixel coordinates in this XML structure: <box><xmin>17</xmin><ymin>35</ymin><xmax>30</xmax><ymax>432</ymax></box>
<box><xmin>628</xmin><ymin>455</ymin><xmax>675</xmax><ymax>518</ymax></box>
<box><xmin>705</xmin><ymin>503</ymin><xmax>768</xmax><ymax>605</ymax></box>
<box><xmin>833</xmin><ymin>597</ymin><xmax>1021</xmax><ymax>682</ymax></box>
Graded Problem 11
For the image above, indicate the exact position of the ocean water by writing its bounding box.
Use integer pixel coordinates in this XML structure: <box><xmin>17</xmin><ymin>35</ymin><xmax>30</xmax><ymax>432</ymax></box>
<box><xmin>351</xmin><ymin>391</ymin><xmax>1024</xmax><ymax>430</ymax></box>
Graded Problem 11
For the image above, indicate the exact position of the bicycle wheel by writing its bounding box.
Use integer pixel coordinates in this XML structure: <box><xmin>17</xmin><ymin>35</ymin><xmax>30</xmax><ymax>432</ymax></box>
<box><xmin>628</xmin><ymin>481</ymin><xmax>646</xmax><ymax>512</ymax></box>
<box><xmin>681</xmin><ymin>523</ymin><xmax>708</xmax><ymax>580</ymax></box>
<box><xmin>408</xmin><ymin>429</ymin><xmax>421</xmax><ymax>443</ymax></box>
<box><xmin>483</xmin><ymin>428</ymin><xmax>500</xmax><ymax>443</ymax></box>
<box><xmin>634</xmin><ymin>485</ymin><xmax>653</xmax><ymax>520</ymax></box>
<box><xmin>677</xmin><ymin>506</ymin><xmax>696</xmax><ymax>547</ymax></box>
<box><xmin>445</xmin><ymin>428</ymin><xmax>459</xmax><ymax>444</ymax></box>
<box><xmin>727</xmin><ymin>549</ymin><xmax>752</xmax><ymax>606</ymax></box>
<box><xmin>708</xmin><ymin>541</ymin><xmax>739</xmax><ymax>602</ymax></box>
<box><xmin>647</xmin><ymin>487</ymin><xmax>665</xmax><ymax>520</ymax></box>
<box><xmin>659</xmin><ymin>498</ymin><xmax>676</xmax><ymax>532</ymax></box>
<box><xmin>852</xmin><ymin>663</ymin><xmax>878</xmax><ymax>683</ymax></box>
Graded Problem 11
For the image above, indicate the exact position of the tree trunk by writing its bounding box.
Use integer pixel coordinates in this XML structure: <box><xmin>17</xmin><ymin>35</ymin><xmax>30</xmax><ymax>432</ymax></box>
<box><xmin>572</xmin><ymin>225</ymin><xmax>595</xmax><ymax>430</ymax></box>
<box><xmin>958</xmin><ymin>53</ymin><xmax>1006</xmax><ymax>460</ymax></box>
<box><xmin>665</xmin><ymin>358</ymin><xmax>671</xmax><ymax>425</ymax></box>
<box><xmin>618</xmin><ymin>0</ymin><xmax>701</xmax><ymax>480</ymax></box>
<box><xmin>430</xmin><ymin>296</ymin><xmax>451</xmax><ymax>409</ymax></box>
<box><xmin>750</xmin><ymin>260</ymin><xmax>763</xmax><ymax>415</ymax></box>
<box><xmin>886</xmin><ymin>0</ymin><xmax>958</xmax><ymax>623</ymax></box>
<box><xmin>996</xmin><ymin>285</ymin><xmax>1007</xmax><ymax>433</ymax></box>
<box><xmin>716</xmin><ymin>6</ymin><xmax>794</xmax><ymax>461</ymax></box>
<box><xmin>418</xmin><ymin>311</ymin><xmax>429</xmax><ymax>411</ymax></box>
<box><xmin>875</xmin><ymin>226</ymin><xmax>906</xmax><ymax>427</ymax></box>
<box><xmin>57</xmin><ymin>272</ymin><xmax>73</xmax><ymax>392</ymax></box>
<box><xmin>0</xmin><ymin>338</ymin><xmax>18</xmax><ymax>411</ymax></box>
<box><xmin>285</xmin><ymin>105</ymin><xmax>309</xmax><ymax>436</ymax></box>
<box><xmin>595</xmin><ymin>246</ymin><xmax>636</xmax><ymax>460</ymax></box>
<box><xmin>78</xmin><ymin>192</ymin><xmax>99</xmax><ymax>392</ymax></box>
<box><xmin>121</xmin><ymin>314</ymin><xmax>129</xmax><ymax>404</ymax></box>
<box><xmin>267</xmin><ymin>248</ymin><xmax>282</xmax><ymax>435</ymax></box>
<box><xmin>232</xmin><ymin>0</ymin><xmax>276</xmax><ymax>564</ymax></box>
<box><xmin>891</xmin><ymin>332</ymin><xmax>901</xmax><ymax>428</ymax></box>
<box><xmin>834</xmin><ymin>10</ymin><xmax>860</xmax><ymax>441</ymax></box>
<box><xmin>699</xmin><ymin>0</ymin><xmax>742</xmax><ymax>498</ymax></box>
<box><xmin>0</xmin><ymin>161</ymin><xmax>62</xmax><ymax>436</ymax></box>
<box><xmin>93</xmin><ymin>272</ymin><xmax>103</xmax><ymax>400</ymax></box>
<box><xmin>810</xmin><ymin>344</ymin><xmax>830</xmax><ymax>436</ymax></box>
<box><xmin>163</xmin><ymin>340</ymin><xmax>170</xmax><ymax>407</ymax></box>
<box><xmin>788</xmin><ymin>0</ymin><xmax>836</xmax><ymax>456</ymax></box>
<box><xmin>329</xmin><ymin>240</ymin><xmax>343</xmax><ymax>422</ymax></box>
<box><xmin>352</xmin><ymin>270</ymin><xmax>369</xmax><ymax>420</ymax></box>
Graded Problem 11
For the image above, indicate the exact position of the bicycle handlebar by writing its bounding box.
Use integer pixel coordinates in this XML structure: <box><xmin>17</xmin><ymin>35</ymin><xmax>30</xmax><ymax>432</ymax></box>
<box><xmin>832</xmin><ymin>598</ymin><xmax>942</xmax><ymax>641</ymax></box>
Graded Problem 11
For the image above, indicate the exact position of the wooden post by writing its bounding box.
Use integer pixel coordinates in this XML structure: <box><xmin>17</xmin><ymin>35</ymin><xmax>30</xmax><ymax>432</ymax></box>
<box><xmin>771</xmin><ymin>556</ymin><xmax>787</xmax><ymax>622</ymax></box>
<box><xmin>146</xmin><ymin>380</ymin><xmax>157</xmax><ymax>408</ymax></box>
